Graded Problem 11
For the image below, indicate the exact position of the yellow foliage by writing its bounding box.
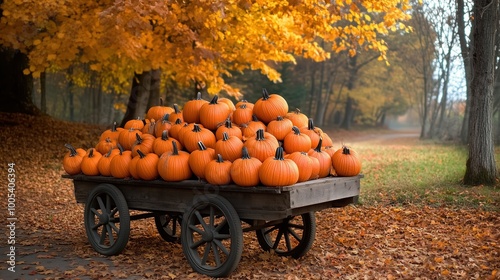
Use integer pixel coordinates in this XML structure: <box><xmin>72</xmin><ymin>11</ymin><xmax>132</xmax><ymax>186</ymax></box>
<box><xmin>0</xmin><ymin>0</ymin><xmax>412</xmax><ymax>97</ymax></box>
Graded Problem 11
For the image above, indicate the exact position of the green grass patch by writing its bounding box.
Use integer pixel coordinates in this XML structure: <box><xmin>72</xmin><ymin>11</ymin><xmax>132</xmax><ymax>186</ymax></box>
<box><xmin>353</xmin><ymin>139</ymin><xmax>500</xmax><ymax>211</ymax></box>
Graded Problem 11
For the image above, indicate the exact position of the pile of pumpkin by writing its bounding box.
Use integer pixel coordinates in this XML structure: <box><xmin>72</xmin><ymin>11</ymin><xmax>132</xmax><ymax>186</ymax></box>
<box><xmin>63</xmin><ymin>90</ymin><xmax>361</xmax><ymax>187</ymax></box>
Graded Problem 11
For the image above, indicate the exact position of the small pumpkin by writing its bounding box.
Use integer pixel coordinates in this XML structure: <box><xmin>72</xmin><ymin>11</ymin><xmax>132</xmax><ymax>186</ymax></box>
<box><xmin>182</xmin><ymin>92</ymin><xmax>209</xmax><ymax>123</ymax></box>
<box><xmin>110</xmin><ymin>144</ymin><xmax>133</xmax><ymax>178</ymax></box>
<box><xmin>182</xmin><ymin>124</ymin><xmax>217</xmax><ymax>152</ymax></box>
<box><xmin>285</xmin><ymin>108</ymin><xmax>309</xmax><ymax>128</ymax></box>
<box><xmin>99</xmin><ymin>122</ymin><xmax>122</xmax><ymax>142</ymax></box>
<box><xmin>215</xmin><ymin>118</ymin><xmax>243</xmax><ymax>140</ymax></box>
<box><xmin>240</xmin><ymin>115</ymin><xmax>266</xmax><ymax>140</ymax></box>
<box><xmin>146</xmin><ymin>98</ymin><xmax>175</xmax><ymax>121</ymax></box>
<box><xmin>118</xmin><ymin>128</ymin><xmax>142</xmax><ymax>151</ymax></box>
<box><xmin>244</xmin><ymin>129</ymin><xmax>279</xmax><ymax>162</ymax></box>
<box><xmin>168</xmin><ymin>118</ymin><xmax>186</xmax><ymax>140</ymax></box>
<box><xmin>266</xmin><ymin>116</ymin><xmax>293</xmax><ymax>141</ymax></box>
<box><xmin>124</xmin><ymin>117</ymin><xmax>146</xmax><ymax>130</ymax></box>
<box><xmin>133</xmin><ymin>150</ymin><xmax>159</xmax><ymax>180</ymax></box>
<box><xmin>283</xmin><ymin>126</ymin><xmax>312</xmax><ymax>153</ymax></box>
<box><xmin>188</xmin><ymin>141</ymin><xmax>216</xmax><ymax>179</ymax></box>
<box><xmin>63</xmin><ymin>143</ymin><xmax>86</xmax><ymax>175</ymax></box>
<box><xmin>168</xmin><ymin>104</ymin><xmax>184</xmax><ymax>123</ymax></box>
<box><xmin>230</xmin><ymin>147</ymin><xmax>262</xmax><ymax>187</ymax></box>
<box><xmin>153</xmin><ymin>130</ymin><xmax>183</xmax><ymax>156</ymax></box>
<box><xmin>215</xmin><ymin>132</ymin><xmax>244</xmax><ymax>162</ymax></box>
<box><xmin>300</xmin><ymin>118</ymin><xmax>322</xmax><ymax>149</ymax></box>
<box><xmin>286</xmin><ymin>152</ymin><xmax>313</xmax><ymax>182</ymax></box>
<box><xmin>199</xmin><ymin>95</ymin><xmax>232</xmax><ymax>131</ymax></box>
<box><xmin>97</xmin><ymin>148</ymin><xmax>120</xmax><ymax>176</ymax></box>
<box><xmin>331</xmin><ymin>146</ymin><xmax>361</xmax><ymax>176</ymax></box>
<box><xmin>307</xmin><ymin>138</ymin><xmax>331</xmax><ymax>178</ymax></box>
<box><xmin>259</xmin><ymin>147</ymin><xmax>299</xmax><ymax>187</ymax></box>
<box><xmin>131</xmin><ymin>133</ymin><xmax>155</xmax><ymax>157</ymax></box>
<box><xmin>234</xmin><ymin>100</ymin><xmax>254</xmax><ymax>110</ymax></box>
<box><xmin>154</xmin><ymin>114</ymin><xmax>173</xmax><ymax>137</ymax></box>
<box><xmin>81</xmin><ymin>148</ymin><xmax>102</xmax><ymax>176</ymax></box>
<box><xmin>232</xmin><ymin>104</ymin><xmax>253</xmax><ymax>125</ymax></box>
<box><xmin>205</xmin><ymin>154</ymin><xmax>232</xmax><ymax>185</ymax></box>
<box><xmin>253</xmin><ymin>88</ymin><xmax>289</xmax><ymax>124</ymax></box>
<box><xmin>158</xmin><ymin>142</ymin><xmax>192</xmax><ymax>182</ymax></box>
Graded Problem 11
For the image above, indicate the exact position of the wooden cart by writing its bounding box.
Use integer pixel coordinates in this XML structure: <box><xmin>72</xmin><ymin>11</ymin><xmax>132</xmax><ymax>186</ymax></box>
<box><xmin>63</xmin><ymin>175</ymin><xmax>362</xmax><ymax>277</ymax></box>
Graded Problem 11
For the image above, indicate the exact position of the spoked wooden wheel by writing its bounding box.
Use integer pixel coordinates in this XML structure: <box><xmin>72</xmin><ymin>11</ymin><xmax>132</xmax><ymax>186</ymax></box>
<box><xmin>84</xmin><ymin>184</ymin><xmax>130</xmax><ymax>256</ymax></box>
<box><xmin>155</xmin><ymin>213</ymin><xmax>182</xmax><ymax>243</ymax></box>
<box><xmin>256</xmin><ymin>212</ymin><xmax>316</xmax><ymax>258</ymax></box>
<box><xmin>181</xmin><ymin>195</ymin><xmax>243</xmax><ymax>278</ymax></box>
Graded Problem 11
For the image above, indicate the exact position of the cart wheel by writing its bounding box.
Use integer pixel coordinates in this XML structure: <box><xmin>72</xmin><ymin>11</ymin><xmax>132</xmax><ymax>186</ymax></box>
<box><xmin>256</xmin><ymin>212</ymin><xmax>316</xmax><ymax>258</ymax></box>
<box><xmin>181</xmin><ymin>195</ymin><xmax>243</xmax><ymax>278</ymax></box>
<box><xmin>154</xmin><ymin>213</ymin><xmax>182</xmax><ymax>243</ymax></box>
<box><xmin>84</xmin><ymin>184</ymin><xmax>130</xmax><ymax>256</ymax></box>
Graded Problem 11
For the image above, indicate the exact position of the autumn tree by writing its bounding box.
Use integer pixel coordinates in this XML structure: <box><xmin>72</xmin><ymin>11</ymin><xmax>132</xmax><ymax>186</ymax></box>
<box><xmin>0</xmin><ymin>0</ymin><xmax>412</xmax><ymax>123</ymax></box>
<box><xmin>463</xmin><ymin>0</ymin><xmax>498</xmax><ymax>185</ymax></box>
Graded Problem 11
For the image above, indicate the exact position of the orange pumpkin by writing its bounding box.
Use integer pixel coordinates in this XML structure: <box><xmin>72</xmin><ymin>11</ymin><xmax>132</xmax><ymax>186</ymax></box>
<box><xmin>199</xmin><ymin>95</ymin><xmax>231</xmax><ymax>131</ymax></box>
<box><xmin>286</xmin><ymin>152</ymin><xmax>313</xmax><ymax>182</ymax></box>
<box><xmin>153</xmin><ymin>130</ymin><xmax>183</xmax><ymax>156</ymax></box>
<box><xmin>259</xmin><ymin>147</ymin><xmax>299</xmax><ymax>187</ymax></box>
<box><xmin>110</xmin><ymin>144</ymin><xmax>133</xmax><ymax>178</ymax></box>
<box><xmin>63</xmin><ymin>144</ymin><xmax>86</xmax><ymax>175</ymax></box>
<box><xmin>182</xmin><ymin>124</ymin><xmax>217</xmax><ymax>152</ymax></box>
<box><xmin>205</xmin><ymin>154</ymin><xmax>232</xmax><ymax>185</ymax></box>
<box><xmin>285</xmin><ymin>108</ymin><xmax>309</xmax><ymax>128</ymax></box>
<box><xmin>158</xmin><ymin>142</ymin><xmax>192</xmax><ymax>182</ymax></box>
<box><xmin>253</xmin><ymin>89</ymin><xmax>289</xmax><ymax>124</ymax></box>
<box><xmin>244</xmin><ymin>129</ymin><xmax>279</xmax><ymax>162</ymax></box>
<box><xmin>283</xmin><ymin>126</ymin><xmax>312</xmax><ymax>154</ymax></box>
<box><xmin>182</xmin><ymin>92</ymin><xmax>208</xmax><ymax>123</ymax></box>
<box><xmin>188</xmin><ymin>141</ymin><xmax>216</xmax><ymax>179</ymax></box>
<box><xmin>215</xmin><ymin>118</ymin><xmax>243</xmax><ymax>140</ymax></box>
<box><xmin>232</xmin><ymin>103</ymin><xmax>253</xmax><ymax>125</ymax></box>
<box><xmin>81</xmin><ymin>148</ymin><xmax>102</xmax><ymax>176</ymax></box>
<box><xmin>266</xmin><ymin>116</ymin><xmax>293</xmax><ymax>141</ymax></box>
<box><xmin>230</xmin><ymin>147</ymin><xmax>262</xmax><ymax>187</ymax></box>
<box><xmin>331</xmin><ymin>146</ymin><xmax>361</xmax><ymax>176</ymax></box>
<box><xmin>146</xmin><ymin>98</ymin><xmax>174</xmax><ymax>121</ymax></box>
<box><xmin>307</xmin><ymin>138</ymin><xmax>331</xmax><ymax>178</ymax></box>
<box><xmin>133</xmin><ymin>150</ymin><xmax>159</xmax><ymax>180</ymax></box>
<box><xmin>215</xmin><ymin>132</ymin><xmax>244</xmax><ymax>162</ymax></box>
<box><xmin>97</xmin><ymin>148</ymin><xmax>120</xmax><ymax>176</ymax></box>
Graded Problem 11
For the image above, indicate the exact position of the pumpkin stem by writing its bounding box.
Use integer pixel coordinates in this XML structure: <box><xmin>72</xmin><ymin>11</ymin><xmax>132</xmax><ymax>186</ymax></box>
<box><xmin>224</xmin><ymin>118</ymin><xmax>232</xmax><ymax>128</ymax></box>
<box><xmin>294</xmin><ymin>108</ymin><xmax>302</xmax><ymax>114</ymax></box>
<box><xmin>105</xmin><ymin>148</ymin><xmax>113</xmax><ymax>157</ymax></box>
<box><xmin>314</xmin><ymin>137</ymin><xmax>323</xmax><ymax>152</ymax></box>
<box><xmin>172</xmin><ymin>141</ymin><xmax>179</xmax><ymax>155</ymax></box>
<box><xmin>222</xmin><ymin>132</ymin><xmax>230</xmax><ymax>141</ymax></box>
<box><xmin>135</xmin><ymin>133</ymin><xmax>143</xmax><ymax>144</ymax></box>
<box><xmin>162</xmin><ymin>113</ymin><xmax>170</xmax><ymax>122</ymax></box>
<box><xmin>174</xmin><ymin>118</ymin><xmax>183</xmax><ymax>125</ymax></box>
<box><xmin>192</xmin><ymin>124</ymin><xmax>202</xmax><ymax>132</ymax></box>
<box><xmin>195</xmin><ymin>92</ymin><xmax>202</xmax><ymax>100</ymax></box>
<box><xmin>159</xmin><ymin>97</ymin><xmax>164</xmax><ymax>106</ymax></box>
<box><xmin>142</xmin><ymin>119</ymin><xmax>147</xmax><ymax>125</ymax></box>
<box><xmin>274</xmin><ymin>147</ymin><xmax>284</xmax><ymax>160</ymax></box>
<box><xmin>252</xmin><ymin>114</ymin><xmax>259</xmax><ymax>122</ymax></box>
<box><xmin>209</xmin><ymin>95</ymin><xmax>219</xmax><ymax>104</ymax></box>
<box><xmin>173</xmin><ymin>103</ymin><xmax>181</xmax><ymax>113</ymax></box>
<box><xmin>88</xmin><ymin>148</ymin><xmax>95</xmax><ymax>158</ymax></box>
<box><xmin>197</xmin><ymin>141</ymin><xmax>207</xmax><ymax>151</ymax></box>
<box><xmin>307</xmin><ymin>118</ymin><xmax>315</xmax><ymax>130</ymax></box>
<box><xmin>276</xmin><ymin>116</ymin><xmax>284</xmax><ymax>121</ymax></box>
<box><xmin>292</xmin><ymin>126</ymin><xmax>300</xmax><ymax>135</ymax></box>
<box><xmin>216</xmin><ymin>154</ymin><xmax>224</xmax><ymax>163</ymax></box>
<box><xmin>161</xmin><ymin>130</ymin><xmax>169</xmax><ymax>140</ymax></box>
<box><xmin>342</xmin><ymin>146</ymin><xmax>351</xmax><ymax>155</ymax></box>
<box><xmin>112</xmin><ymin>121</ymin><xmax>118</xmax><ymax>131</ymax></box>
<box><xmin>262</xmin><ymin>88</ymin><xmax>270</xmax><ymax>100</ymax></box>
<box><xmin>241</xmin><ymin>146</ymin><xmax>251</xmax><ymax>159</ymax></box>
<box><xmin>137</xmin><ymin>149</ymin><xmax>146</xmax><ymax>158</ymax></box>
<box><xmin>239</xmin><ymin>104</ymin><xmax>247</xmax><ymax>109</ymax></box>
<box><xmin>255</xmin><ymin>129</ymin><xmax>265</xmax><ymax>141</ymax></box>
<box><xmin>64</xmin><ymin>143</ymin><xmax>78</xmax><ymax>157</ymax></box>
<box><xmin>117</xmin><ymin>143</ymin><xmax>124</xmax><ymax>155</ymax></box>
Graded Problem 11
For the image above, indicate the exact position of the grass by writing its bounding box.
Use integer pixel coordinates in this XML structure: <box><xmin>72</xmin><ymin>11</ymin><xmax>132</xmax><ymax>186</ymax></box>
<box><xmin>351</xmin><ymin>137</ymin><xmax>500</xmax><ymax>211</ymax></box>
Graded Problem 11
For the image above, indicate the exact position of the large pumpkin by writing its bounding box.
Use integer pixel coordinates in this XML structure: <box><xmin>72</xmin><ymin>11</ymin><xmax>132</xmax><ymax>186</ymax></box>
<box><xmin>204</xmin><ymin>154</ymin><xmax>232</xmax><ymax>185</ymax></box>
<box><xmin>157</xmin><ymin>142</ymin><xmax>192</xmax><ymax>182</ymax></box>
<box><xmin>230</xmin><ymin>147</ymin><xmax>262</xmax><ymax>187</ymax></box>
<box><xmin>244</xmin><ymin>129</ymin><xmax>279</xmax><ymax>162</ymax></box>
<box><xmin>253</xmin><ymin>89</ymin><xmax>289</xmax><ymax>124</ymax></box>
<box><xmin>182</xmin><ymin>92</ymin><xmax>208</xmax><ymax>124</ymax></box>
<box><xmin>81</xmin><ymin>148</ymin><xmax>102</xmax><ymax>176</ymax></box>
<box><xmin>259</xmin><ymin>147</ymin><xmax>299</xmax><ymax>187</ymax></box>
<box><xmin>110</xmin><ymin>144</ymin><xmax>133</xmax><ymax>178</ymax></box>
<box><xmin>199</xmin><ymin>95</ymin><xmax>231</xmax><ymax>131</ymax></box>
<box><xmin>215</xmin><ymin>132</ymin><xmax>244</xmax><ymax>162</ymax></box>
<box><xmin>331</xmin><ymin>146</ymin><xmax>362</xmax><ymax>176</ymax></box>
<box><xmin>283</xmin><ymin>126</ymin><xmax>312</xmax><ymax>153</ymax></box>
<box><xmin>133</xmin><ymin>150</ymin><xmax>159</xmax><ymax>180</ymax></box>
<box><xmin>188</xmin><ymin>141</ymin><xmax>216</xmax><ymax>179</ymax></box>
<box><xmin>63</xmin><ymin>144</ymin><xmax>86</xmax><ymax>175</ymax></box>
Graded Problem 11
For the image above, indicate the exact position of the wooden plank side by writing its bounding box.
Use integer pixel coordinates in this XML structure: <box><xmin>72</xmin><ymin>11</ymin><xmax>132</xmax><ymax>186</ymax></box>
<box><xmin>288</xmin><ymin>178</ymin><xmax>361</xmax><ymax>209</ymax></box>
<box><xmin>70</xmin><ymin>175</ymin><xmax>362</xmax><ymax>220</ymax></box>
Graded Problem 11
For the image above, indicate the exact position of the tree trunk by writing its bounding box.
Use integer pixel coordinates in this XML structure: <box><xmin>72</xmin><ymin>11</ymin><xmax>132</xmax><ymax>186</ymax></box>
<box><xmin>120</xmin><ymin>71</ymin><xmax>153</xmax><ymax>127</ymax></box>
<box><xmin>463</xmin><ymin>0</ymin><xmax>498</xmax><ymax>185</ymax></box>
<box><xmin>146</xmin><ymin>69</ymin><xmax>162</xmax><ymax>109</ymax></box>
<box><xmin>340</xmin><ymin>96</ymin><xmax>355</xmax><ymax>130</ymax></box>
<box><xmin>457</xmin><ymin>0</ymin><xmax>474</xmax><ymax>144</ymax></box>
<box><xmin>0</xmin><ymin>48</ymin><xmax>39</xmax><ymax>114</ymax></box>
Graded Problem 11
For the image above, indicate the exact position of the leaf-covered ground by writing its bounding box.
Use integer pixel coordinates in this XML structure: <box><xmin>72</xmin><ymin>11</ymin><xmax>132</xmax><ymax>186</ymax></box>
<box><xmin>0</xmin><ymin>113</ymin><xmax>498</xmax><ymax>279</ymax></box>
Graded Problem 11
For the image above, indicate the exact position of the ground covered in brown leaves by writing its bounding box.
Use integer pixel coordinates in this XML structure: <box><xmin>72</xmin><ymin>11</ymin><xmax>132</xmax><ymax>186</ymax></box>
<box><xmin>0</xmin><ymin>113</ymin><xmax>498</xmax><ymax>279</ymax></box>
